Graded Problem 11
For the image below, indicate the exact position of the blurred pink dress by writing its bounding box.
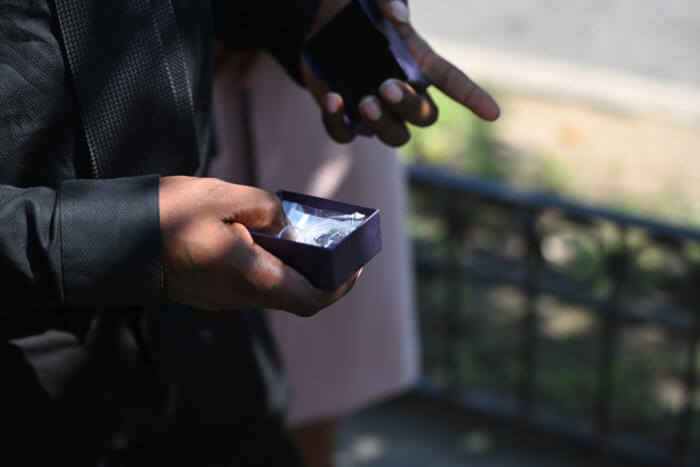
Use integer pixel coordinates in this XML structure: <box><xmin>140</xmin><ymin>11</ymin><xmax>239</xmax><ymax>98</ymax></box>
<box><xmin>209</xmin><ymin>56</ymin><xmax>419</xmax><ymax>426</ymax></box>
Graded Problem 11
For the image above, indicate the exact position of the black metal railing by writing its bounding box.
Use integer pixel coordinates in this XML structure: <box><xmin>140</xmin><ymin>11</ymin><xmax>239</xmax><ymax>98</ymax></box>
<box><xmin>408</xmin><ymin>165</ymin><xmax>700</xmax><ymax>466</ymax></box>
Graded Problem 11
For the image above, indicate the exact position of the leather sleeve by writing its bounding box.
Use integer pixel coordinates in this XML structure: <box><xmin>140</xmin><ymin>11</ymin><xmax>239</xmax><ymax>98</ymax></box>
<box><xmin>0</xmin><ymin>175</ymin><xmax>162</xmax><ymax>310</ymax></box>
<box><xmin>211</xmin><ymin>0</ymin><xmax>321</xmax><ymax>84</ymax></box>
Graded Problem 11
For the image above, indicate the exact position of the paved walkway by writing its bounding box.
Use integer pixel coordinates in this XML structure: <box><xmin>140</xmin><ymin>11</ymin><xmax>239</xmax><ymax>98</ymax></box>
<box><xmin>409</xmin><ymin>1</ymin><xmax>700</xmax><ymax>124</ymax></box>
<box><xmin>411</xmin><ymin>0</ymin><xmax>700</xmax><ymax>86</ymax></box>
<box><xmin>337</xmin><ymin>394</ymin><xmax>643</xmax><ymax>467</ymax></box>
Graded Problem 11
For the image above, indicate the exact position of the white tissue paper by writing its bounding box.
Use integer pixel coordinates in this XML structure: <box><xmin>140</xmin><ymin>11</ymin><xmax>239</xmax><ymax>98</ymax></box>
<box><xmin>278</xmin><ymin>200</ymin><xmax>366</xmax><ymax>248</ymax></box>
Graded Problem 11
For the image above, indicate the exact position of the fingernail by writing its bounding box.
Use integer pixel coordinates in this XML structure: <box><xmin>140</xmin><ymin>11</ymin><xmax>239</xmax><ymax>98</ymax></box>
<box><xmin>359</xmin><ymin>96</ymin><xmax>382</xmax><ymax>121</ymax></box>
<box><xmin>325</xmin><ymin>93</ymin><xmax>341</xmax><ymax>114</ymax></box>
<box><xmin>389</xmin><ymin>1</ymin><xmax>410</xmax><ymax>23</ymax></box>
<box><xmin>380</xmin><ymin>79</ymin><xmax>403</xmax><ymax>104</ymax></box>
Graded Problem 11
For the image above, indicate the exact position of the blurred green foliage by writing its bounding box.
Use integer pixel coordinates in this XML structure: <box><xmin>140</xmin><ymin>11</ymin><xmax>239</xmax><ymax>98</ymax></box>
<box><xmin>402</xmin><ymin>89</ymin><xmax>566</xmax><ymax>192</ymax></box>
<box><xmin>402</xmin><ymin>89</ymin><xmax>700</xmax><ymax>229</ymax></box>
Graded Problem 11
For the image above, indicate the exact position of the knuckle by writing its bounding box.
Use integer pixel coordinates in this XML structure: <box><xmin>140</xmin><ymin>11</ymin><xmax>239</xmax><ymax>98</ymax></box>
<box><xmin>418</xmin><ymin>107</ymin><xmax>439</xmax><ymax>127</ymax></box>
<box><xmin>401</xmin><ymin>100</ymin><xmax>420</xmax><ymax>117</ymax></box>
<box><xmin>385</xmin><ymin>129</ymin><xmax>411</xmax><ymax>147</ymax></box>
<box><xmin>288</xmin><ymin>298</ymin><xmax>320</xmax><ymax>318</ymax></box>
<box><xmin>296</xmin><ymin>307</ymin><xmax>320</xmax><ymax>318</ymax></box>
<box><xmin>297</xmin><ymin>290</ymin><xmax>326</xmax><ymax>317</ymax></box>
<box><xmin>202</xmin><ymin>177</ymin><xmax>224</xmax><ymax>194</ymax></box>
<box><xmin>331</xmin><ymin>129</ymin><xmax>356</xmax><ymax>144</ymax></box>
<box><xmin>371</xmin><ymin>123</ymin><xmax>389</xmax><ymax>138</ymax></box>
<box><xmin>202</xmin><ymin>177</ymin><xmax>235</xmax><ymax>204</ymax></box>
<box><xmin>322</xmin><ymin>112</ymin><xmax>339</xmax><ymax>128</ymax></box>
<box><xmin>395</xmin><ymin>22</ymin><xmax>413</xmax><ymax>39</ymax></box>
<box><xmin>419</xmin><ymin>51</ymin><xmax>439</xmax><ymax>77</ymax></box>
<box><xmin>323</xmin><ymin>121</ymin><xmax>354</xmax><ymax>144</ymax></box>
<box><xmin>336</xmin><ymin>133</ymin><xmax>356</xmax><ymax>144</ymax></box>
<box><xmin>261</xmin><ymin>190</ymin><xmax>283</xmax><ymax>216</ymax></box>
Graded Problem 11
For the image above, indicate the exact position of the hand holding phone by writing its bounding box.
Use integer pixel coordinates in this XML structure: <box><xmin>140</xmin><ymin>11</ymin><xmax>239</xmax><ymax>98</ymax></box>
<box><xmin>301</xmin><ymin>0</ymin><xmax>501</xmax><ymax>147</ymax></box>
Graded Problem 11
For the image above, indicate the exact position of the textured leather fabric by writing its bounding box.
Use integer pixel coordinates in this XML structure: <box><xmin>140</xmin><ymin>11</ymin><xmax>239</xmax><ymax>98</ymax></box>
<box><xmin>54</xmin><ymin>0</ymin><xmax>202</xmax><ymax>179</ymax></box>
<box><xmin>0</xmin><ymin>175</ymin><xmax>161</xmax><ymax>308</ymax></box>
<box><xmin>172</xmin><ymin>0</ymin><xmax>216</xmax><ymax>168</ymax></box>
<box><xmin>60</xmin><ymin>176</ymin><xmax>162</xmax><ymax>306</ymax></box>
<box><xmin>0</xmin><ymin>0</ymin><xmax>318</xmax><ymax>464</ymax></box>
<box><xmin>0</xmin><ymin>184</ymin><xmax>63</xmax><ymax>305</ymax></box>
<box><xmin>0</xmin><ymin>0</ymin><xmax>92</xmax><ymax>187</ymax></box>
<box><xmin>0</xmin><ymin>0</ymin><xmax>209</xmax><ymax>312</ymax></box>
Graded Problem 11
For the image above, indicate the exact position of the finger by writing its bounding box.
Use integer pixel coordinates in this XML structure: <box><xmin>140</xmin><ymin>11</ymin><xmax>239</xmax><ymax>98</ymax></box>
<box><xmin>322</xmin><ymin>93</ymin><xmax>356</xmax><ymax>144</ymax></box>
<box><xmin>233</xmin><ymin>231</ymin><xmax>321</xmax><ymax>312</ymax></box>
<box><xmin>244</xmin><ymin>191</ymin><xmax>287</xmax><ymax>235</ymax></box>
<box><xmin>358</xmin><ymin>96</ymin><xmax>410</xmax><ymax>147</ymax></box>
<box><xmin>302</xmin><ymin>60</ymin><xmax>357</xmax><ymax>144</ymax></box>
<box><xmin>379</xmin><ymin>79</ymin><xmax>438</xmax><ymax>127</ymax></box>
<box><xmin>301</xmin><ymin>58</ymin><xmax>330</xmax><ymax>105</ymax></box>
<box><xmin>312</xmin><ymin>269</ymin><xmax>362</xmax><ymax>310</ymax></box>
<box><xmin>246</xmin><ymin>241</ymin><xmax>360</xmax><ymax>317</ymax></box>
<box><xmin>395</xmin><ymin>25</ymin><xmax>501</xmax><ymax>122</ymax></box>
<box><xmin>216</xmin><ymin>183</ymin><xmax>287</xmax><ymax>235</ymax></box>
<box><xmin>418</xmin><ymin>49</ymin><xmax>500</xmax><ymax>121</ymax></box>
<box><xmin>375</xmin><ymin>0</ymin><xmax>410</xmax><ymax>25</ymax></box>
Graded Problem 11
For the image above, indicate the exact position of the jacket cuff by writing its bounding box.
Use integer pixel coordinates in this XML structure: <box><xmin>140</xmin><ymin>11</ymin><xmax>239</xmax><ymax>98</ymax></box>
<box><xmin>213</xmin><ymin>0</ymin><xmax>321</xmax><ymax>84</ymax></box>
<box><xmin>59</xmin><ymin>175</ymin><xmax>162</xmax><ymax>306</ymax></box>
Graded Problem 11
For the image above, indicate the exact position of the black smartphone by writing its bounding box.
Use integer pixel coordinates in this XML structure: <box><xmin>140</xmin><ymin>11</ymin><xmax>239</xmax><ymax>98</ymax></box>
<box><xmin>302</xmin><ymin>0</ymin><xmax>428</xmax><ymax>134</ymax></box>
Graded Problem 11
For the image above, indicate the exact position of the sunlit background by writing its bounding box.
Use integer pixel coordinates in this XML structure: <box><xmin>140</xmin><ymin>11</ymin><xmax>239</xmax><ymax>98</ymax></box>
<box><xmin>338</xmin><ymin>1</ymin><xmax>700</xmax><ymax>466</ymax></box>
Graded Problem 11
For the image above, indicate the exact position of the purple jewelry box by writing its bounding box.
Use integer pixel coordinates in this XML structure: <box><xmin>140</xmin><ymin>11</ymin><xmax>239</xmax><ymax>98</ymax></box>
<box><xmin>251</xmin><ymin>191</ymin><xmax>382</xmax><ymax>290</ymax></box>
<box><xmin>302</xmin><ymin>0</ymin><xmax>429</xmax><ymax>135</ymax></box>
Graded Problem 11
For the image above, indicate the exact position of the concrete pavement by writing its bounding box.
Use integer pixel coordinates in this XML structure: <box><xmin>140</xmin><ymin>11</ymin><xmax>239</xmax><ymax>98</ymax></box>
<box><xmin>411</xmin><ymin>0</ymin><xmax>700</xmax><ymax>86</ymax></box>
<box><xmin>409</xmin><ymin>0</ymin><xmax>700</xmax><ymax>124</ymax></box>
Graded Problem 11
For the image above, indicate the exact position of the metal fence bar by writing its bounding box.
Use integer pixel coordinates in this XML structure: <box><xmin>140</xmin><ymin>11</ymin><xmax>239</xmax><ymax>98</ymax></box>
<box><xmin>517</xmin><ymin>210</ymin><xmax>541</xmax><ymax>420</ymax></box>
<box><xmin>408</xmin><ymin>165</ymin><xmax>700</xmax><ymax>466</ymax></box>
<box><xmin>445</xmin><ymin>187</ymin><xmax>461</xmax><ymax>390</ymax></box>
<box><xmin>672</xmin><ymin>269</ymin><xmax>700</xmax><ymax>466</ymax></box>
<box><xmin>416</xmin><ymin>254</ymin><xmax>695</xmax><ymax>336</ymax></box>
<box><xmin>409</xmin><ymin>165</ymin><xmax>700</xmax><ymax>242</ymax></box>
<box><xmin>594</xmin><ymin>248</ymin><xmax>628</xmax><ymax>444</ymax></box>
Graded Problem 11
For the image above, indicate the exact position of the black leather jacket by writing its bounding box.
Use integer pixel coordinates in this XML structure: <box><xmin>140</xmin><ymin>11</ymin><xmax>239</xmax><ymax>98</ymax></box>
<box><xmin>0</xmin><ymin>0</ymin><xmax>318</xmax><ymax>463</ymax></box>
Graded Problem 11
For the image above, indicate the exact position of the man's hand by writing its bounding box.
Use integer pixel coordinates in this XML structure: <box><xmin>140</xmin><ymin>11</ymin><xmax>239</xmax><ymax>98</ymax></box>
<box><xmin>159</xmin><ymin>176</ymin><xmax>359</xmax><ymax>316</ymax></box>
<box><xmin>302</xmin><ymin>0</ymin><xmax>500</xmax><ymax>147</ymax></box>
